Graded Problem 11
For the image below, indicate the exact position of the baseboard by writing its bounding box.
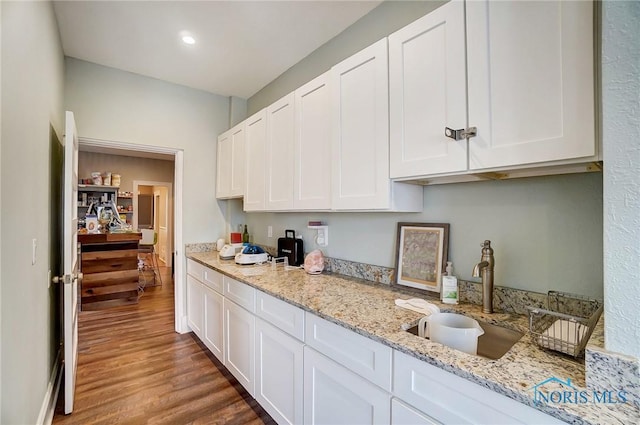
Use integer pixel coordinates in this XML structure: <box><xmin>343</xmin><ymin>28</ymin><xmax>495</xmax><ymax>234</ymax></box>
<box><xmin>37</xmin><ymin>348</ymin><xmax>62</xmax><ymax>425</ymax></box>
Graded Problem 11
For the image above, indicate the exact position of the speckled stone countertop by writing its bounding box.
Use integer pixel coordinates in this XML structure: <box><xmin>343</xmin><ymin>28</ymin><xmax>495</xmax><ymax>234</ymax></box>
<box><xmin>187</xmin><ymin>252</ymin><xmax>637</xmax><ymax>425</ymax></box>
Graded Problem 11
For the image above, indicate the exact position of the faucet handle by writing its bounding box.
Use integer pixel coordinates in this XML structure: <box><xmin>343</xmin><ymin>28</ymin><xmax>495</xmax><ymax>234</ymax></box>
<box><xmin>481</xmin><ymin>240</ymin><xmax>493</xmax><ymax>255</ymax></box>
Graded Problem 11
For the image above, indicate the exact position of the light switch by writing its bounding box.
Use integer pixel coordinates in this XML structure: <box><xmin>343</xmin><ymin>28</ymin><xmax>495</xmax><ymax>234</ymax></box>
<box><xmin>32</xmin><ymin>238</ymin><xmax>37</xmax><ymax>265</ymax></box>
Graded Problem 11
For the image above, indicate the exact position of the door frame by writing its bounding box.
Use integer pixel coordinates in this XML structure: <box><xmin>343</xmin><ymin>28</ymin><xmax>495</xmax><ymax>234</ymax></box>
<box><xmin>132</xmin><ymin>180</ymin><xmax>172</xmax><ymax>265</ymax></box>
<box><xmin>78</xmin><ymin>137</ymin><xmax>187</xmax><ymax>333</ymax></box>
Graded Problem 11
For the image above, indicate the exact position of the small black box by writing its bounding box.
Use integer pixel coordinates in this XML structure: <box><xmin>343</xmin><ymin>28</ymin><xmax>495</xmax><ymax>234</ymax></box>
<box><xmin>277</xmin><ymin>229</ymin><xmax>304</xmax><ymax>266</ymax></box>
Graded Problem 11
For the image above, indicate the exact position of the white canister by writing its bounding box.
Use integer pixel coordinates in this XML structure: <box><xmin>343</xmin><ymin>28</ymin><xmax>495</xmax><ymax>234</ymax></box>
<box><xmin>216</xmin><ymin>238</ymin><xmax>225</xmax><ymax>251</ymax></box>
<box><xmin>111</xmin><ymin>173</ymin><xmax>121</xmax><ymax>187</ymax></box>
<box><xmin>91</xmin><ymin>172</ymin><xmax>102</xmax><ymax>185</ymax></box>
<box><xmin>102</xmin><ymin>172</ymin><xmax>112</xmax><ymax>186</ymax></box>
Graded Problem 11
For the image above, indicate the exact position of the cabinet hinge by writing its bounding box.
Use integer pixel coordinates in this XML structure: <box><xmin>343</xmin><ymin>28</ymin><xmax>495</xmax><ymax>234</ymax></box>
<box><xmin>444</xmin><ymin>126</ymin><xmax>477</xmax><ymax>141</ymax></box>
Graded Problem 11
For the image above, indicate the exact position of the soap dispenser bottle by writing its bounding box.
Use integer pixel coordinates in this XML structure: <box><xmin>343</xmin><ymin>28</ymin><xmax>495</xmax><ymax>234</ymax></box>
<box><xmin>441</xmin><ymin>261</ymin><xmax>458</xmax><ymax>304</ymax></box>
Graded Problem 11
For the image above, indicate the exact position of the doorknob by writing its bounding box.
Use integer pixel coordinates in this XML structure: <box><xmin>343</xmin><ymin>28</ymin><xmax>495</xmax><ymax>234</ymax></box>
<box><xmin>52</xmin><ymin>272</ymin><xmax>83</xmax><ymax>284</ymax></box>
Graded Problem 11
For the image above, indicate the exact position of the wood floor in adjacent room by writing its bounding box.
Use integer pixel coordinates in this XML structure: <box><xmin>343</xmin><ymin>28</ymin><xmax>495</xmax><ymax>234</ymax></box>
<box><xmin>53</xmin><ymin>262</ymin><xmax>275</xmax><ymax>425</ymax></box>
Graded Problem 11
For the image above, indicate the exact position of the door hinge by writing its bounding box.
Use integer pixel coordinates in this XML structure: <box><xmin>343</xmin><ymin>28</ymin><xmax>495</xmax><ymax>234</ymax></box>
<box><xmin>444</xmin><ymin>126</ymin><xmax>477</xmax><ymax>141</ymax></box>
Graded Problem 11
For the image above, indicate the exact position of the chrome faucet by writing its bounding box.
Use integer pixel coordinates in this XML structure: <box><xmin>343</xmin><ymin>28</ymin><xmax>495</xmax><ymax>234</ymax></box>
<box><xmin>472</xmin><ymin>240</ymin><xmax>494</xmax><ymax>314</ymax></box>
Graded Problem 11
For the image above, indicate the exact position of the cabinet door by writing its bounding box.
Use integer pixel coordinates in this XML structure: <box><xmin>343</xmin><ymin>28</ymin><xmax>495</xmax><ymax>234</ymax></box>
<box><xmin>391</xmin><ymin>399</ymin><xmax>440</xmax><ymax>425</ymax></box>
<box><xmin>467</xmin><ymin>0</ymin><xmax>595</xmax><ymax>170</ymax></box>
<box><xmin>304</xmin><ymin>346</ymin><xmax>391</xmax><ymax>425</ymax></box>
<box><xmin>331</xmin><ymin>38</ymin><xmax>391</xmax><ymax>210</ymax></box>
<box><xmin>203</xmin><ymin>286</ymin><xmax>224</xmax><ymax>362</ymax></box>
<box><xmin>216</xmin><ymin>130</ymin><xmax>232</xmax><ymax>199</ymax></box>
<box><xmin>230</xmin><ymin>123</ymin><xmax>245</xmax><ymax>197</ymax></box>
<box><xmin>294</xmin><ymin>72</ymin><xmax>332</xmax><ymax>210</ymax></box>
<box><xmin>186</xmin><ymin>275</ymin><xmax>203</xmax><ymax>337</ymax></box>
<box><xmin>255</xmin><ymin>319</ymin><xmax>304</xmax><ymax>425</ymax></box>
<box><xmin>389</xmin><ymin>1</ymin><xmax>467</xmax><ymax>178</ymax></box>
<box><xmin>244</xmin><ymin>109</ymin><xmax>267</xmax><ymax>211</ymax></box>
<box><xmin>266</xmin><ymin>93</ymin><xmax>296</xmax><ymax>210</ymax></box>
<box><xmin>224</xmin><ymin>298</ymin><xmax>255</xmax><ymax>396</ymax></box>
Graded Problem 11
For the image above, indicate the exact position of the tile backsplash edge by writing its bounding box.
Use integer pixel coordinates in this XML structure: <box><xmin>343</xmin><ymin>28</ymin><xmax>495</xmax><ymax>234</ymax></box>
<box><xmin>185</xmin><ymin>243</ymin><xmax>548</xmax><ymax>314</ymax></box>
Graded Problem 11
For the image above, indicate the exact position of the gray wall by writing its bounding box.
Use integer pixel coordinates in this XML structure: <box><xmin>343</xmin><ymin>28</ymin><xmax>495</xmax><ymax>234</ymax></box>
<box><xmin>244</xmin><ymin>0</ymin><xmax>604</xmax><ymax>299</ymax></box>
<box><xmin>248</xmin><ymin>0</ymin><xmax>445</xmax><ymax>114</ymax></box>
<box><xmin>65</xmin><ymin>58</ymin><xmax>229</xmax><ymax>246</ymax></box>
<box><xmin>246</xmin><ymin>174</ymin><xmax>603</xmax><ymax>298</ymax></box>
<box><xmin>602</xmin><ymin>0</ymin><xmax>640</xmax><ymax>358</ymax></box>
<box><xmin>78</xmin><ymin>151</ymin><xmax>175</xmax><ymax>194</ymax></box>
<box><xmin>1</xmin><ymin>1</ymin><xmax>65</xmax><ymax>423</ymax></box>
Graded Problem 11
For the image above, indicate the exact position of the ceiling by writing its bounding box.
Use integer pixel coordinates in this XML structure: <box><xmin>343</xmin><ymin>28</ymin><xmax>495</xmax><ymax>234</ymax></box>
<box><xmin>53</xmin><ymin>0</ymin><xmax>382</xmax><ymax>99</ymax></box>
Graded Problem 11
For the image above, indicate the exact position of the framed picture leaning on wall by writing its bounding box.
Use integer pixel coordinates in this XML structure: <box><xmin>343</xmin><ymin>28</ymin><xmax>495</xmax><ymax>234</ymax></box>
<box><xmin>393</xmin><ymin>222</ymin><xmax>449</xmax><ymax>293</ymax></box>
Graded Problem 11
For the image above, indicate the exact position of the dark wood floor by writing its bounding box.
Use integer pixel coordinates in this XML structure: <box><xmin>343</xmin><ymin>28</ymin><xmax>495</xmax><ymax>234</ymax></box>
<box><xmin>53</xmin><ymin>261</ymin><xmax>276</xmax><ymax>425</ymax></box>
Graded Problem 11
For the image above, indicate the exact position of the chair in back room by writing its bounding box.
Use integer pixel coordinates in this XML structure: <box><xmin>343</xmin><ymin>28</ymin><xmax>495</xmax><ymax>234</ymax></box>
<box><xmin>138</xmin><ymin>228</ymin><xmax>162</xmax><ymax>289</ymax></box>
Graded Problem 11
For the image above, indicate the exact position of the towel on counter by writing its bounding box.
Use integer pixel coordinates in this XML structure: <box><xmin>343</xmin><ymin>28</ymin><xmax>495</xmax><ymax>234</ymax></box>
<box><xmin>537</xmin><ymin>319</ymin><xmax>588</xmax><ymax>356</ymax></box>
<box><xmin>395</xmin><ymin>298</ymin><xmax>440</xmax><ymax>316</ymax></box>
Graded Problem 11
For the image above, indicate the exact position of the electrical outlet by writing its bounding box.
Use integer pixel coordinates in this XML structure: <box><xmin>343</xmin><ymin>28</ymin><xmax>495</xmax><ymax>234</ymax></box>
<box><xmin>268</xmin><ymin>225</ymin><xmax>273</xmax><ymax>238</ymax></box>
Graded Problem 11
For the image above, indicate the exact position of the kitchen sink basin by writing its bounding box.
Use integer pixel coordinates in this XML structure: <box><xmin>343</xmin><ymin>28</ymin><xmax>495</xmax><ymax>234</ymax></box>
<box><xmin>406</xmin><ymin>320</ymin><xmax>524</xmax><ymax>360</ymax></box>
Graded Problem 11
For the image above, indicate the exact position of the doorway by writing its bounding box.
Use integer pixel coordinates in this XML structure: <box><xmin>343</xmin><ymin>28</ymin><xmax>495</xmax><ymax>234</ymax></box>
<box><xmin>133</xmin><ymin>180</ymin><xmax>173</xmax><ymax>267</ymax></box>
<box><xmin>78</xmin><ymin>137</ymin><xmax>186</xmax><ymax>333</ymax></box>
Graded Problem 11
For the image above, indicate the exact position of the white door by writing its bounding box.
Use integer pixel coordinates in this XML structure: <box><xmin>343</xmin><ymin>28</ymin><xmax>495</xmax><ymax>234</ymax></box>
<box><xmin>266</xmin><ymin>93</ymin><xmax>295</xmax><ymax>210</ymax></box>
<box><xmin>466</xmin><ymin>0</ymin><xmax>595</xmax><ymax>170</ymax></box>
<box><xmin>224</xmin><ymin>298</ymin><xmax>255</xmax><ymax>396</ymax></box>
<box><xmin>255</xmin><ymin>318</ymin><xmax>304</xmax><ymax>425</ymax></box>
<box><xmin>244</xmin><ymin>109</ymin><xmax>267</xmax><ymax>211</ymax></box>
<box><xmin>294</xmin><ymin>72</ymin><xmax>332</xmax><ymax>210</ymax></box>
<box><xmin>229</xmin><ymin>124</ymin><xmax>245</xmax><ymax>197</ymax></box>
<box><xmin>203</xmin><ymin>286</ymin><xmax>224</xmax><ymax>362</ymax></box>
<box><xmin>331</xmin><ymin>38</ymin><xmax>390</xmax><ymax>210</ymax></box>
<box><xmin>303</xmin><ymin>346</ymin><xmax>391</xmax><ymax>425</ymax></box>
<box><xmin>216</xmin><ymin>130</ymin><xmax>232</xmax><ymax>198</ymax></box>
<box><xmin>186</xmin><ymin>275</ymin><xmax>203</xmax><ymax>336</ymax></box>
<box><xmin>62</xmin><ymin>111</ymin><xmax>81</xmax><ymax>414</ymax></box>
<box><xmin>389</xmin><ymin>0</ymin><xmax>467</xmax><ymax>178</ymax></box>
<box><xmin>391</xmin><ymin>399</ymin><xmax>441</xmax><ymax>425</ymax></box>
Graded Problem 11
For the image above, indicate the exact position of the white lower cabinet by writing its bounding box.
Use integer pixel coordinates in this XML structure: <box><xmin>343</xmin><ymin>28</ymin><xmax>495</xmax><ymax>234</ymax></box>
<box><xmin>304</xmin><ymin>346</ymin><xmax>391</xmax><ymax>425</ymax></box>
<box><xmin>224</xmin><ymin>298</ymin><xmax>255</xmax><ymax>396</ymax></box>
<box><xmin>393</xmin><ymin>350</ymin><xmax>564</xmax><ymax>424</ymax></box>
<box><xmin>186</xmin><ymin>274</ymin><xmax>204</xmax><ymax>337</ymax></box>
<box><xmin>391</xmin><ymin>398</ymin><xmax>440</xmax><ymax>425</ymax></box>
<box><xmin>255</xmin><ymin>318</ymin><xmax>304</xmax><ymax>425</ymax></box>
<box><xmin>203</xmin><ymin>286</ymin><xmax>224</xmax><ymax>362</ymax></box>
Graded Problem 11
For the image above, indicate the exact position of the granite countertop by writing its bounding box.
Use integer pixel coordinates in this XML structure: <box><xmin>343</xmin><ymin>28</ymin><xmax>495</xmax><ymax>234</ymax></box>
<box><xmin>187</xmin><ymin>251</ymin><xmax>636</xmax><ymax>425</ymax></box>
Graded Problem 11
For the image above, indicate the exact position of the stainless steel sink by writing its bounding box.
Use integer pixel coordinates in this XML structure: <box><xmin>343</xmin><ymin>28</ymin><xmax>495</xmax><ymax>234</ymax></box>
<box><xmin>406</xmin><ymin>320</ymin><xmax>524</xmax><ymax>360</ymax></box>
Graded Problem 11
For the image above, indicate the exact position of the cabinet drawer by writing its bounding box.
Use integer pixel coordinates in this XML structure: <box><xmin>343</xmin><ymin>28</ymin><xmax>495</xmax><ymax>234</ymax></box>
<box><xmin>82</xmin><ymin>249</ymin><xmax>138</xmax><ymax>274</ymax></box>
<box><xmin>224</xmin><ymin>276</ymin><xmax>255</xmax><ymax>313</ymax></box>
<box><xmin>305</xmin><ymin>313</ymin><xmax>392</xmax><ymax>391</ymax></box>
<box><xmin>256</xmin><ymin>291</ymin><xmax>304</xmax><ymax>341</ymax></box>
<box><xmin>186</xmin><ymin>259</ymin><xmax>223</xmax><ymax>293</ymax></box>
<box><xmin>393</xmin><ymin>350</ymin><xmax>564</xmax><ymax>424</ymax></box>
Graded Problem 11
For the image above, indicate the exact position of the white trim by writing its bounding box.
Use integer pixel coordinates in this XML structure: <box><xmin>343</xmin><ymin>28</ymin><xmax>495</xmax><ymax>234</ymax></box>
<box><xmin>174</xmin><ymin>150</ymin><xmax>188</xmax><ymax>333</ymax></box>
<box><xmin>37</xmin><ymin>349</ymin><xmax>62</xmax><ymax>425</ymax></box>
<box><xmin>78</xmin><ymin>137</ymin><xmax>185</xmax><ymax>335</ymax></box>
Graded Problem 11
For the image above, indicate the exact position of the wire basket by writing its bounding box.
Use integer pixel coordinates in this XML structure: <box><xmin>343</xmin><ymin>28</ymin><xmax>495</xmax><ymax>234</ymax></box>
<box><xmin>527</xmin><ymin>291</ymin><xmax>603</xmax><ymax>358</ymax></box>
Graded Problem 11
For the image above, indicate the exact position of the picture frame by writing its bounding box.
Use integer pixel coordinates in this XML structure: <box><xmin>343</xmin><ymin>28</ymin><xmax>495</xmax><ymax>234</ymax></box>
<box><xmin>393</xmin><ymin>222</ymin><xmax>449</xmax><ymax>293</ymax></box>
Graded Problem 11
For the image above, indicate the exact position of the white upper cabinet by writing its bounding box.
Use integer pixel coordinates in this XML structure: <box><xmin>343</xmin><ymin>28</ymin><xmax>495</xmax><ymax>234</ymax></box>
<box><xmin>331</xmin><ymin>38</ymin><xmax>422</xmax><ymax>211</ymax></box>
<box><xmin>389</xmin><ymin>0</ymin><xmax>467</xmax><ymax>178</ymax></box>
<box><xmin>294</xmin><ymin>72</ymin><xmax>332</xmax><ymax>210</ymax></box>
<box><xmin>266</xmin><ymin>93</ymin><xmax>296</xmax><ymax>210</ymax></box>
<box><xmin>467</xmin><ymin>0</ymin><xmax>595</xmax><ymax>170</ymax></box>
<box><xmin>216</xmin><ymin>130</ymin><xmax>232</xmax><ymax>198</ymax></box>
<box><xmin>389</xmin><ymin>0</ymin><xmax>596</xmax><ymax>181</ymax></box>
<box><xmin>216</xmin><ymin>123</ymin><xmax>245</xmax><ymax>199</ymax></box>
<box><xmin>243</xmin><ymin>109</ymin><xmax>267</xmax><ymax>211</ymax></box>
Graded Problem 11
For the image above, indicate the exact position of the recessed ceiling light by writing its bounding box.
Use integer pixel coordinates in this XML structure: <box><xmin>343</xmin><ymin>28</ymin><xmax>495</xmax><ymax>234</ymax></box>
<box><xmin>182</xmin><ymin>35</ymin><xmax>196</xmax><ymax>45</ymax></box>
